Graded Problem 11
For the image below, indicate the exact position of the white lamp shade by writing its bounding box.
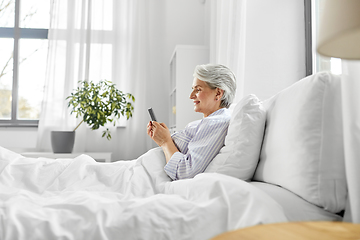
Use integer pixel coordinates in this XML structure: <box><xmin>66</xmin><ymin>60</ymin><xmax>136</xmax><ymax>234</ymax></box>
<box><xmin>317</xmin><ymin>0</ymin><xmax>360</xmax><ymax>60</ymax></box>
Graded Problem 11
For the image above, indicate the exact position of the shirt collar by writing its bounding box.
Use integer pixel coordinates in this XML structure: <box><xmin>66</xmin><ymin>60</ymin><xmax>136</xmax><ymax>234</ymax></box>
<box><xmin>206</xmin><ymin>108</ymin><xmax>228</xmax><ymax>118</ymax></box>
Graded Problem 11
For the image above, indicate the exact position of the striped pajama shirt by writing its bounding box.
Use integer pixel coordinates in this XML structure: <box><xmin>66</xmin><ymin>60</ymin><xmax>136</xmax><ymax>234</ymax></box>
<box><xmin>164</xmin><ymin>108</ymin><xmax>231</xmax><ymax>180</ymax></box>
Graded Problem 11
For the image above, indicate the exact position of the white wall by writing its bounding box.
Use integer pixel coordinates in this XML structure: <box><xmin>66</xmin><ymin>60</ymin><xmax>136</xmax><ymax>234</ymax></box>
<box><xmin>146</xmin><ymin>0</ymin><xmax>207</xmax><ymax>150</ymax></box>
<box><xmin>242</xmin><ymin>0</ymin><xmax>306</xmax><ymax>100</ymax></box>
<box><xmin>158</xmin><ymin>0</ymin><xmax>207</xmax><ymax>124</ymax></box>
<box><xmin>0</xmin><ymin>127</ymin><xmax>38</xmax><ymax>151</ymax></box>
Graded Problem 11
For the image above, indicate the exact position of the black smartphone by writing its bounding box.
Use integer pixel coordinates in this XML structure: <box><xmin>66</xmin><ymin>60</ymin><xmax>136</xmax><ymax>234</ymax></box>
<box><xmin>148</xmin><ymin>107</ymin><xmax>157</xmax><ymax>122</ymax></box>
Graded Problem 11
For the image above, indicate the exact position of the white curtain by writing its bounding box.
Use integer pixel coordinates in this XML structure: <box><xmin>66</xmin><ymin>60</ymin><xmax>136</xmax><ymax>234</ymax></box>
<box><xmin>209</xmin><ymin>0</ymin><xmax>247</xmax><ymax>104</ymax></box>
<box><xmin>341</xmin><ymin>60</ymin><xmax>360</xmax><ymax>223</ymax></box>
<box><xmin>37</xmin><ymin>0</ymin><xmax>150</xmax><ymax>160</ymax></box>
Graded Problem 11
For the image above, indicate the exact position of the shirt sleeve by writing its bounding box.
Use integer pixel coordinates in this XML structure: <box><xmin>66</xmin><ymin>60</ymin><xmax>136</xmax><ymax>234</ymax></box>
<box><xmin>164</xmin><ymin>118</ymin><xmax>229</xmax><ymax>180</ymax></box>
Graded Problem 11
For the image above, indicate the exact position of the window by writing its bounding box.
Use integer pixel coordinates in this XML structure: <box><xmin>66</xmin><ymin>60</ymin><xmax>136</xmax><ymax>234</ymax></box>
<box><xmin>0</xmin><ymin>0</ymin><xmax>49</xmax><ymax>126</ymax></box>
<box><xmin>311</xmin><ymin>0</ymin><xmax>342</xmax><ymax>74</ymax></box>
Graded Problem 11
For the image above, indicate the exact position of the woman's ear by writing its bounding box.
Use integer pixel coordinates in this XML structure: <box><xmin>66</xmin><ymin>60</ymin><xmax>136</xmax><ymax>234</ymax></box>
<box><xmin>216</xmin><ymin>88</ymin><xmax>224</xmax><ymax>98</ymax></box>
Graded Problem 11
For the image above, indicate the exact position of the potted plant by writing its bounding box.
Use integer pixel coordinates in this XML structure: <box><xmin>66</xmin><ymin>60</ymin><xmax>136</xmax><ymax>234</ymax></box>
<box><xmin>50</xmin><ymin>80</ymin><xmax>135</xmax><ymax>153</ymax></box>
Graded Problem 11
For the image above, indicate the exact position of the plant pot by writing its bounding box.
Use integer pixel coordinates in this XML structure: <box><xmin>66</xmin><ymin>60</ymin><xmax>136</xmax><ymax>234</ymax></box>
<box><xmin>51</xmin><ymin>131</ymin><xmax>75</xmax><ymax>153</ymax></box>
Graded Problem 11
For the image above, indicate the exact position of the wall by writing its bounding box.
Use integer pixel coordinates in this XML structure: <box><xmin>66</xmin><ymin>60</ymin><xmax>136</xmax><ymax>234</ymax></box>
<box><xmin>0</xmin><ymin>127</ymin><xmax>38</xmax><ymax>151</ymax></box>
<box><xmin>141</xmin><ymin>0</ymin><xmax>207</xmax><ymax>150</ymax></box>
<box><xmin>156</xmin><ymin>0</ymin><xmax>207</xmax><ymax>125</ymax></box>
<box><xmin>242</xmin><ymin>0</ymin><xmax>306</xmax><ymax>100</ymax></box>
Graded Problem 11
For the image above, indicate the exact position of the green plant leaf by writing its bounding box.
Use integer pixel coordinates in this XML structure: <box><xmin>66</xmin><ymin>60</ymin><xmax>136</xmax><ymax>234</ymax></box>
<box><xmin>67</xmin><ymin>79</ymin><xmax>135</xmax><ymax>140</ymax></box>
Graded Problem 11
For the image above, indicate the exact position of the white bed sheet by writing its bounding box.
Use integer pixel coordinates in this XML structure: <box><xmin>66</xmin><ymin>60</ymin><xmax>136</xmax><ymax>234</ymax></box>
<box><xmin>0</xmin><ymin>146</ymin><xmax>287</xmax><ymax>240</ymax></box>
<box><xmin>250</xmin><ymin>182</ymin><xmax>343</xmax><ymax>222</ymax></box>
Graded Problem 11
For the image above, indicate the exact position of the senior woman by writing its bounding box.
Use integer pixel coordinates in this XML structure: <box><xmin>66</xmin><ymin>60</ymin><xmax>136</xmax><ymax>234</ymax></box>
<box><xmin>147</xmin><ymin>64</ymin><xmax>237</xmax><ymax>180</ymax></box>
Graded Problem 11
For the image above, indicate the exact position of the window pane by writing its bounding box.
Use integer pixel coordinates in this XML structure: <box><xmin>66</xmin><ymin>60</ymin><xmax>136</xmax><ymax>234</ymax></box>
<box><xmin>18</xmin><ymin>39</ymin><xmax>47</xmax><ymax>120</ymax></box>
<box><xmin>0</xmin><ymin>39</ymin><xmax>14</xmax><ymax>119</ymax></box>
<box><xmin>92</xmin><ymin>1</ymin><xmax>113</xmax><ymax>30</ymax></box>
<box><xmin>0</xmin><ymin>0</ymin><xmax>15</xmax><ymax>27</ymax></box>
<box><xmin>89</xmin><ymin>43</ymin><xmax>112</xmax><ymax>80</ymax></box>
<box><xmin>20</xmin><ymin>0</ymin><xmax>50</xmax><ymax>29</ymax></box>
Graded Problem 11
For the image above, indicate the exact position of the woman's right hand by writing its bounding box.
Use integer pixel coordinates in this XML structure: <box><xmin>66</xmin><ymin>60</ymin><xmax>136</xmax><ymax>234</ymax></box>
<box><xmin>147</xmin><ymin>121</ymin><xmax>179</xmax><ymax>163</ymax></box>
<box><xmin>147</xmin><ymin>121</ymin><xmax>154</xmax><ymax>138</ymax></box>
<box><xmin>148</xmin><ymin>121</ymin><xmax>172</xmax><ymax>147</ymax></box>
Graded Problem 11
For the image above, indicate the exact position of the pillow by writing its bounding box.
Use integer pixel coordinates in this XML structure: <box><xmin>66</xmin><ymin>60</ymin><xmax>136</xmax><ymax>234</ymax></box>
<box><xmin>253</xmin><ymin>72</ymin><xmax>346</xmax><ymax>213</ymax></box>
<box><xmin>205</xmin><ymin>94</ymin><xmax>266</xmax><ymax>180</ymax></box>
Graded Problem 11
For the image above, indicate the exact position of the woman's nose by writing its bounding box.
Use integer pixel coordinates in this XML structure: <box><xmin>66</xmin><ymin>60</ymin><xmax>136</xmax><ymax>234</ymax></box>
<box><xmin>189</xmin><ymin>90</ymin><xmax>195</xmax><ymax>99</ymax></box>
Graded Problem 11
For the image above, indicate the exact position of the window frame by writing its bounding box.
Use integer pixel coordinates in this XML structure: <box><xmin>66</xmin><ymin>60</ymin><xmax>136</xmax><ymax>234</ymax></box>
<box><xmin>304</xmin><ymin>0</ymin><xmax>312</xmax><ymax>76</ymax></box>
<box><xmin>0</xmin><ymin>0</ymin><xmax>48</xmax><ymax>127</ymax></box>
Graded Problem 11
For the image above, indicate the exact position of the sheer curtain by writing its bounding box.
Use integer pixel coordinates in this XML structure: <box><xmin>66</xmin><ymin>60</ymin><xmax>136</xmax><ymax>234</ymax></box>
<box><xmin>37</xmin><ymin>0</ymin><xmax>150</xmax><ymax>159</ymax></box>
<box><xmin>341</xmin><ymin>61</ymin><xmax>360</xmax><ymax>223</ymax></box>
<box><xmin>209</xmin><ymin>0</ymin><xmax>247</xmax><ymax>104</ymax></box>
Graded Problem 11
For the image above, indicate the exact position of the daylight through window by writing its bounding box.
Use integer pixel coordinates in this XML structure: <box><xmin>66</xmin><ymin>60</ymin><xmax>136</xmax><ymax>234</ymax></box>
<box><xmin>312</xmin><ymin>0</ymin><xmax>342</xmax><ymax>74</ymax></box>
<box><xmin>0</xmin><ymin>0</ymin><xmax>49</xmax><ymax>126</ymax></box>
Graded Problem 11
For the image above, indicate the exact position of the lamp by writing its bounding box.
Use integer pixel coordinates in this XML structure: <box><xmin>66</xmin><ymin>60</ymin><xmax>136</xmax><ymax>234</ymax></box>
<box><xmin>317</xmin><ymin>0</ymin><xmax>360</xmax><ymax>224</ymax></box>
<box><xmin>317</xmin><ymin>0</ymin><xmax>360</xmax><ymax>60</ymax></box>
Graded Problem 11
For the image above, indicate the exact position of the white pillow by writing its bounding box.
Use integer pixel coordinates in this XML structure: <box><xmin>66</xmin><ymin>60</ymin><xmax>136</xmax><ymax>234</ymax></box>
<box><xmin>253</xmin><ymin>72</ymin><xmax>346</xmax><ymax>213</ymax></box>
<box><xmin>205</xmin><ymin>94</ymin><xmax>266</xmax><ymax>180</ymax></box>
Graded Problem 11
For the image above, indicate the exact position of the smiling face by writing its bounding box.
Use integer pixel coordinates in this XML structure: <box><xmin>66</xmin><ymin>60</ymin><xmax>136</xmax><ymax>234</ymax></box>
<box><xmin>189</xmin><ymin>78</ymin><xmax>224</xmax><ymax>118</ymax></box>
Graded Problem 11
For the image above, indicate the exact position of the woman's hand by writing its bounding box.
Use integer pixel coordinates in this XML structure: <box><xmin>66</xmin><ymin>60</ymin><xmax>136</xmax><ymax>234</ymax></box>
<box><xmin>147</xmin><ymin>121</ymin><xmax>179</xmax><ymax>163</ymax></box>
<box><xmin>147</xmin><ymin>121</ymin><xmax>154</xmax><ymax>138</ymax></box>
<box><xmin>147</xmin><ymin>121</ymin><xmax>172</xmax><ymax>147</ymax></box>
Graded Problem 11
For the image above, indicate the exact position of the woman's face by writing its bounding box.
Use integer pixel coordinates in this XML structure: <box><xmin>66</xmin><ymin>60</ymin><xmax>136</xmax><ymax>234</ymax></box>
<box><xmin>189</xmin><ymin>78</ymin><xmax>223</xmax><ymax>118</ymax></box>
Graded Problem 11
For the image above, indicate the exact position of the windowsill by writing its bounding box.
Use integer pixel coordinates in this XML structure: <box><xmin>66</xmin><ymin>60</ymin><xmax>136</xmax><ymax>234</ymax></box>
<box><xmin>0</xmin><ymin>124</ymin><xmax>128</xmax><ymax>129</ymax></box>
<box><xmin>0</xmin><ymin>123</ymin><xmax>38</xmax><ymax>128</ymax></box>
<box><xmin>20</xmin><ymin>151</ymin><xmax>112</xmax><ymax>163</ymax></box>
<box><xmin>0</xmin><ymin>122</ymin><xmax>128</xmax><ymax>129</ymax></box>
<box><xmin>0</xmin><ymin>119</ymin><xmax>39</xmax><ymax>128</ymax></box>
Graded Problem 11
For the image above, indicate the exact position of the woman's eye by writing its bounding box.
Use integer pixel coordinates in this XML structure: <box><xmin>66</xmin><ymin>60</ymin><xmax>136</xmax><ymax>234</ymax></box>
<box><xmin>191</xmin><ymin>88</ymin><xmax>201</xmax><ymax>94</ymax></box>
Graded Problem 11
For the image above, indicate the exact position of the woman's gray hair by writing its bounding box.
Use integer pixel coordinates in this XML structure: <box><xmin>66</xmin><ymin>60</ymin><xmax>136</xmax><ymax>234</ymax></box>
<box><xmin>193</xmin><ymin>64</ymin><xmax>237</xmax><ymax>108</ymax></box>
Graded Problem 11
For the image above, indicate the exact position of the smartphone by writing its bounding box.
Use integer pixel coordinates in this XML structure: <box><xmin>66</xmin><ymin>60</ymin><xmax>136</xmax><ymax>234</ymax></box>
<box><xmin>148</xmin><ymin>107</ymin><xmax>157</xmax><ymax>122</ymax></box>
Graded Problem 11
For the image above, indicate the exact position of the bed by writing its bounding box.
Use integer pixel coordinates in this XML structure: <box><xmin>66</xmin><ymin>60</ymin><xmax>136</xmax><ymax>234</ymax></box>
<box><xmin>0</xmin><ymin>72</ymin><xmax>346</xmax><ymax>240</ymax></box>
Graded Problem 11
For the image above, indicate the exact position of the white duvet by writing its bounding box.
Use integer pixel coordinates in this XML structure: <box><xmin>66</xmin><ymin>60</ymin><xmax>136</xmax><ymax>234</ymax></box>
<box><xmin>0</xmin><ymin>146</ymin><xmax>287</xmax><ymax>240</ymax></box>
